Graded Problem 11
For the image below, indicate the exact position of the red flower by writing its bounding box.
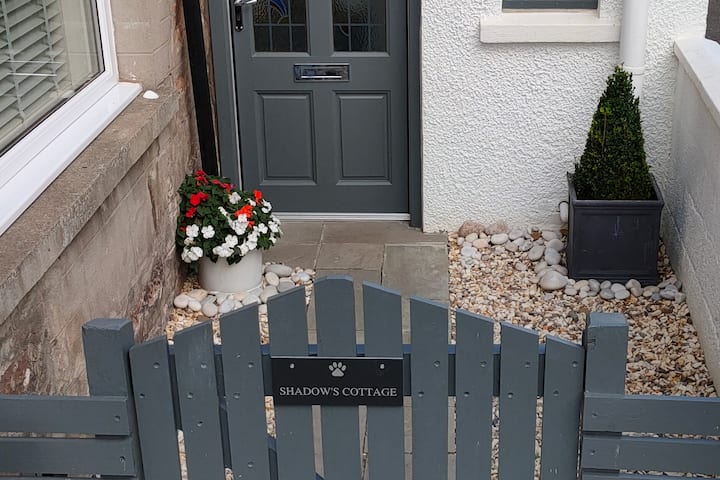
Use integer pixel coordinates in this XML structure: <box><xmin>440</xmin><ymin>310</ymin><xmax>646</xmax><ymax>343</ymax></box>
<box><xmin>189</xmin><ymin>192</ymin><xmax>209</xmax><ymax>206</ymax></box>
<box><xmin>185</xmin><ymin>207</ymin><xmax>196</xmax><ymax>218</ymax></box>
<box><xmin>253</xmin><ymin>190</ymin><xmax>263</xmax><ymax>202</ymax></box>
<box><xmin>247</xmin><ymin>221</ymin><xmax>255</xmax><ymax>229</ymax></box>
<box><xmin>196</xmin><ymin>169</ymin><xmax>206</xmax><ymax>177</ymax></box>
<box><xmin>234</xmin><ymin>204</ymin><xmax>253</xmax><ymax>219</ymax></box>
<box><xmin>180</xmin><ymin>226</ymin><xmax>186</xmax><ymax>232</ymax></box>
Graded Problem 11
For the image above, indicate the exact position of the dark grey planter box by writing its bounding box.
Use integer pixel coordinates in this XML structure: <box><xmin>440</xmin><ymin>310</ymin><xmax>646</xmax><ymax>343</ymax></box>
<box><xmin>566</xmin><ymin>173</ymin><xmax>664</xmax><ymax>286</ymax></box>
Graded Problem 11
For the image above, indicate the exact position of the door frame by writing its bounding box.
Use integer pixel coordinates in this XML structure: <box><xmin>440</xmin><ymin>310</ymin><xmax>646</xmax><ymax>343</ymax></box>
<box><xmin>207</xmin><ymin>0</ymin><xmax>422</xmax><ymax>227</ymax></box>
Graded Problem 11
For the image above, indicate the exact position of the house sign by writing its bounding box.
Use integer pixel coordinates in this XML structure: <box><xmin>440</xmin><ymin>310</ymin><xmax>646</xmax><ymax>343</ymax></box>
<box><xmin>271</xmin><ymin>357</ymin><xmax>403</xmax><ymax>406</ymax></box>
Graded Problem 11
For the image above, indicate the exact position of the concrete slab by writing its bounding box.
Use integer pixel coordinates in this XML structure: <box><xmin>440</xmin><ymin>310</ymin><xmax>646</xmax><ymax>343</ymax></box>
<box><xmin>264</xmin><ymin>243</ymin><xmax>319</xmax><ymax>269</ymax></box>
<box><xmin>316</xmin><ymin>243</ymin><xmax>385</xmax><ymax>270</ymax></box>
<box><xmin>382</xmin><ymin>244</ymin><xmax>449</xmax><ymax>302</ymax></box>
<box><xmin>278</xmin><ymin>221</ymin><xmax>324</xmax><ymax>244</ymax></box>
<box><xmin>322</xmin><ymin>221</ymin><xmax>446</xmax><ymax>244</ymax></box>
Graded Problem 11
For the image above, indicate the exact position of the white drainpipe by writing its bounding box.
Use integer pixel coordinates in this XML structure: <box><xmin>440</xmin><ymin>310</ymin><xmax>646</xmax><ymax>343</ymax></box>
<box><xmin>619</xmin><ymin>0</ymin><xmax>651</xmax><ymax>97</ymax></box>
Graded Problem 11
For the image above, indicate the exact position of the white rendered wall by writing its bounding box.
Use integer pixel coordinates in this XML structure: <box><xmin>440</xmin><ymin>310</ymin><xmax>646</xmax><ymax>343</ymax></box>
<box><xmin>664</xmin><ymin>38</ymin><xmax>720</xmax><ymax>386</ymax></box>
<box><xmin>421</xmin><ymin>0</ymin><xmax>708</xmax><ymax>232</ymax></box>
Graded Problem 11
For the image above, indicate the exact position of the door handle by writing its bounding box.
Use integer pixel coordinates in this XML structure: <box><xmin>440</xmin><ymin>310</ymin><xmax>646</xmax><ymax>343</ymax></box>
<box><xmin>233</xmin><ymin>0</ymin><xmax>257</xmax><ymax>31</ymax></box>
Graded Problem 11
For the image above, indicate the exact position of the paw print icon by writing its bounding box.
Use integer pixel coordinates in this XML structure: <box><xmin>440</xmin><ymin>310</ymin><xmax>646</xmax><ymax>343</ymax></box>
<box><xmin>329</xmin><ymin>361</ymin><xmax>347</xmax><ymax>378</ymax></box>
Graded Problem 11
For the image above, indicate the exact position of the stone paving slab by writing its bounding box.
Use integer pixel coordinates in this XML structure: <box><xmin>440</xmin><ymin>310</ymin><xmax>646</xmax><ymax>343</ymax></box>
<box><xmin>382</xmin><ymin>244</ymin><xmax>449</xmax><ymax>302</ymax></box>
<box><xmin>322</xmin><ymin>221</ymin><xmax>446</xmax><ymax>244</ymax></box>
<box><xmin>316</xmin><ymin>243</ymin><xmax>385</xmax><ymax>270</ymax></box>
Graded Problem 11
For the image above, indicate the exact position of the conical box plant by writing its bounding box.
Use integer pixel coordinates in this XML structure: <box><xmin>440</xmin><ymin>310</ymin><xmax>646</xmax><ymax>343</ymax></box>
<box><xmin>566</xmin><ymin>66</ymin><xmax>664</xmax><ymax>285</ymax></box>
<box><xmin>572</xmin><ymin>66</ymin><xmax>655</xmax><ymax>200</ymax></box>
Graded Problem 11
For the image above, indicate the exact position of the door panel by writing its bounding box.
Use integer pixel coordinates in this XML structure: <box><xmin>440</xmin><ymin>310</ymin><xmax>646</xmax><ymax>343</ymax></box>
<box><xmin>337</xmin><ymin>93</ymin><xmax>389</xmax><ymax>180</ymax></box>
<box><xmin>257</xmin><ymin>93</ymin><xmax>316</xmax><ymax>181</ymax></box>
<box><xmin>234</xmin><ymin>0</ymin><xmax>408</xmax><ymax>213</ymax></box>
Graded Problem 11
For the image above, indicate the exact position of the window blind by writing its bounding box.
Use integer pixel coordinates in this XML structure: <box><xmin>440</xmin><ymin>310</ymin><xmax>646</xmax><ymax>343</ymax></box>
<box><xmin>0</xmin><ymin>0</ymin><xmax>70</xmax><ymax>152</ymax></box>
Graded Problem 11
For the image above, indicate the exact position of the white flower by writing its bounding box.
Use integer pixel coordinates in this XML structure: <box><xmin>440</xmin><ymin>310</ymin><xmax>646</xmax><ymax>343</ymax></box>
<box><xmin>257</xmin><ymin>223</ymin><xmax>268</xmax><ymax>234</ymax></box>
<box><xmin>270</xmin><ymin>236</ymin><xmax>277</xmax><ymax>244</ymax></box>
<box><xmin>218</xmin><ymin>206</ymin><xmax>228</xmax><ymax>216</ymax></box>
<box><xmin>269</xmin><ymin>222</ymin><xmax>280</xmax><ymax>233</ymax></box>
<box><xmin>225</xmin><ymin>235</ymin><xmax>238</xmax><ymax>248</ymax></box>
<box><xmin>213</xmin><ymin>245</ymin><xmax>233</xmax><ymax>258</ymax></box>
<box><xmin>249</xmin><ymin>200</ymin><xmax>256</xmax><ymax>206</ymax></box>
<box><xmin>230</xmin><ymin>219</ymin><xmax>247</xmax><ymax>235</ymax></box>
<box><xmin>201</xmin><ymin>225</ymin><xmax>215</xmax><ymax>239</ymax></box>
<box><xmin>261</xmin><ymin>200</ymin><xmax>272</xmax><ymax>213</ymax></box>
<box><xmin>186</xmin><ymin>224</ymin><xmax>200</xmax><ymax>238</ymax></box>
<box><xmin>184</xmin><ymin>236</ymin><xmax>194</xmax><ymax>246</ymax></box>
<box><xmin>182</xmin><ymin>246</ymin><xmax>203</xmax><ymax>263</ymax></box>
<box><xmin>239</xmin><ymin>243</ymin><xmax>249</xmax><ymax>256</ymax></box>
<box><xmin>229</xmin><ymin>192</ymin><xmax>241</xmax><ymax>204</ymax></box>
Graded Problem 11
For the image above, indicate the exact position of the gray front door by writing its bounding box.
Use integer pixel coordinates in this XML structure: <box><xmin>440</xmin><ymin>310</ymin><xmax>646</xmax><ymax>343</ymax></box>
<box><xmin>233</xmin><ymin>0</ymin><xmax>408</xmax><ymax>213</ymax></box>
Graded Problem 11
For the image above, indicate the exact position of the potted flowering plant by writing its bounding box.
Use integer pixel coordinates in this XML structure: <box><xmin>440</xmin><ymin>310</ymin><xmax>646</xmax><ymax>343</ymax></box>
<box><xmin>176</xmin><ymin>169</ymin><xmax>281</xmax><ymax>293</ymax></box>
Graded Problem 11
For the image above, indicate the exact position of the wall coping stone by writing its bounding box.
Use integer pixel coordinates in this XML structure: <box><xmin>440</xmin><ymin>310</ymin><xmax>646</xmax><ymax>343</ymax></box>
<box><xmin>674</xmin><ymin>37</ymin><xmax>720</xmax><ymax>129</ymax></box>
<box><xmin>0</xmin><ymin>83</ymin><xmax>179</xmax><ymax>324</ymax></box>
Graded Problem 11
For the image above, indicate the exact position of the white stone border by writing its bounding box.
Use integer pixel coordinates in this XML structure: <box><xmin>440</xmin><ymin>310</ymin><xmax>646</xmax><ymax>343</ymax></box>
<box><xmin>479</xmin><ymin>11</ymin><xmax>620</xmax><ymax>43</ymax></box>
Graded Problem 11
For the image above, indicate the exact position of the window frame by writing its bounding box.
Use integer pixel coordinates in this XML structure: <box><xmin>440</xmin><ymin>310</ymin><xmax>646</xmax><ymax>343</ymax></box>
<box><xmin>0</xmin><ymin>0</ymin><xmax>141</xmax><ymax>236</ymax></box>
<box><xmin>502</xmin><ymin>0</ymin><xmax>598</xmax><ymax>8</ymax></box>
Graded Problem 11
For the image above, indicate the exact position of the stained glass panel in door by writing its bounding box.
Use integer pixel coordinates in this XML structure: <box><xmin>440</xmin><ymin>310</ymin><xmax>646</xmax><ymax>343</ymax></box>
<box><xmin>332</xmin><ymin>0</ymin><xmax>386</xmax><ymax>52</ymax></box>
<box><xmin>253</xmin><ymin>0</ymin><xmax>308</xmax><ymax>52</ymax></box>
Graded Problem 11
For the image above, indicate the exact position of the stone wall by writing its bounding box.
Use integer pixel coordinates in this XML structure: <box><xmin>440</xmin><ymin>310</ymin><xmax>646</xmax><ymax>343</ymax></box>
<box><xmin>0</xmin><ymin>0</ymin><xmax>200</xmax><ymax>394</ymax></box>
<box><xmin>663</xmin><ymin>38</ymin><xmax>720</xmax><ymax>387</ymax></box>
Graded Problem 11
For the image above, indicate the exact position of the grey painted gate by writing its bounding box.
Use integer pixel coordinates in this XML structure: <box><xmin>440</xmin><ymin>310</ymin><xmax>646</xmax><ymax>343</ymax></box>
<box><xmin>230</xmin><ymin>0</ymin><xmax>409</xmax><ymax>213</ymax></box>
<box><xmin>2</xmin><ymin>277</ymin><xmax>720</xmax><ymax>479</ymax></box>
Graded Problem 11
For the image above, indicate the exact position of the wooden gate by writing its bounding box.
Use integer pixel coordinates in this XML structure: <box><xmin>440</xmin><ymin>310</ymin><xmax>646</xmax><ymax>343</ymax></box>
<box><xmin>1</xmin><ymin>276</ymin><xmax>719</xmax><ymax>479</ymax></box>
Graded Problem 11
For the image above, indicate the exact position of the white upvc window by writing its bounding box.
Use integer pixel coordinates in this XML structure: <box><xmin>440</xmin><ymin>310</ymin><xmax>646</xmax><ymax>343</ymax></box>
<box><xmin>0</xmin><ymin>0</ymin><xmax>140</xmax><ymax>235</ymax></box>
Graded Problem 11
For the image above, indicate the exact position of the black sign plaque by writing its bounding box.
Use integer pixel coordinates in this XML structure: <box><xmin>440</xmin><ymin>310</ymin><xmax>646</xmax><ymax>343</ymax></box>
<box><xmin>271</xmin><ymin>357</ymin><xmax>403</xmax><ymax>406</ymax></box>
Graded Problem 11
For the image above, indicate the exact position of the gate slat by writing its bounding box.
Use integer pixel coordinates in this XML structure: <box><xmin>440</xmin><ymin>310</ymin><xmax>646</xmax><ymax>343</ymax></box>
<box><xmin>540</xmin><ymin>335</ymin><xmax>584</xmax><ymax>480</ymax></box>
<box><xmin>174</xmin><ymin>321</ymin><xmax>225</xmax><ymax>480</ymax></box>
<box><xmin>583</xmin><ymin>393</ymin><xmax>720</xmax><ymax>435</ymax></box>
<box><xmin>410</xmin><ymin>297</ymin><xmax>449</xmax><ymax>480</ymax></box>
<box><xmin>0</xmin><ymin>395</ymin><xmax>129</xmax><ymax>435</ymax></box>
<box><xmin>267</xmin><ymin>287</ymin><xmax>316</xmax><ymax>480</ymax></box>
<box><xmin>0</xmin><ymin>437</ymin><xmax>136</xmax><ymax>476</ymax></box>
<box><xmin>582</xmin><ymin>435</ymin><xmax>720</xmax><ymax>476</ymax></box>
<box><xmin>315</xmin><ymin>277</ymin><xmax>362</xmax><ymax>479</ymax></box>
<box><xmin>220</xmin><ymin>304</ymin><xmax>272</xmax><ymax>480</ymax></box>
<box><xmin>455</xmin><ymin>310</ymin><xmax>494</xmax><ymax>480</ymax></box>
<box><xmin>129</xmin><ymin>335</ymin><xmax>182</xmax><ymax>480</ymax></box>
<box><xmin>498</xmin><ymin>322</ymin><xmax>539</xmax><ymax>480</ymax></box>
<box><xmin>363</xmin><ymin>282</ymin><xmax>404</xmax><ymax>480</ymax></box>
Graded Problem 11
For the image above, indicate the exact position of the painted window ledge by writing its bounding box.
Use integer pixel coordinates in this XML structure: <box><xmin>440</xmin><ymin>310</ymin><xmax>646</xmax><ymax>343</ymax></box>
<box><xmin>480</xmin><ymin>11</ymin><xmax>620</xmax><ymax>43</ymax></box>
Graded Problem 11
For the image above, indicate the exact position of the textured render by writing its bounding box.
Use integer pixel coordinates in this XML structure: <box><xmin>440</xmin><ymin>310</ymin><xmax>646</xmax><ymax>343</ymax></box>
<box><xmin>664</xmin><ymin>40</ymin><xmax>720</xmax><ymax>386</ymax></box>
<box><xmin>0</xmin><ymin>0</ymin><xmax>199</xmax><ymax>395</ymax></box>
<box><xmin>421</xmin><ymin>0</ymin><xmax>708</xmax><ymax>232</ymax></box>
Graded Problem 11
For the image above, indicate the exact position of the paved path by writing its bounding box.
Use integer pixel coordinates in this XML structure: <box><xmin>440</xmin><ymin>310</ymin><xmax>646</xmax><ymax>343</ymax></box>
<box><xmin>266</xmin><ymin>221</ymin><xmax>448</xmax><ymax>342</ymax></box>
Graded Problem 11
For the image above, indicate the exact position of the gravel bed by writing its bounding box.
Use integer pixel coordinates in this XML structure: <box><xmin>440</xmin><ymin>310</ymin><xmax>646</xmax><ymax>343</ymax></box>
<box><xmin>448</xmin><ymin>230</ymin><xmax>716</xmax><ymax>397</ymax></box>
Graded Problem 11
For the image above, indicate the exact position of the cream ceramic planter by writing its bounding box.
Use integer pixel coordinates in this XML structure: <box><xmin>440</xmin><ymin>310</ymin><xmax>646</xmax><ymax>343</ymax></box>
<box><xmin>198</xmin><ymin>249</ymin><xmax>263</xmax><ymax>294</ymax></box>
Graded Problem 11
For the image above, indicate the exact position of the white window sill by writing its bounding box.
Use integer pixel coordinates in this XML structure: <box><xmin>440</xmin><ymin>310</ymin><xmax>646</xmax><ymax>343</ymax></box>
<box><xmin>480</xmin><ymin>11</ymin><xmax>620</xmax><ymax>44</ymax></box>
<box><xmin>0</xmin><ymin>81</ymin><xmax>141</xmax><ymax>236</ymax></box>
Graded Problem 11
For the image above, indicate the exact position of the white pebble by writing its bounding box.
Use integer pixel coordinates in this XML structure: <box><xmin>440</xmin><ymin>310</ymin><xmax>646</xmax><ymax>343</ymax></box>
<box><xmin>188</xmin><ymin>299</ymin><xmax>202</xmax><ymax>312</ymax></box>
<box><xmin>202</xmin><ymin>302</ymin><xmax>218</xmax><ymax>317</ymax></box>
<box><xmin>173</xmin><ymin>294</ymin><xmax>190</xmax><ymax>309</ymax></box>
<box><xmin>265</xmin><ymin>271</ymin><xmax>280</xmax><ymax>286</ymax></box>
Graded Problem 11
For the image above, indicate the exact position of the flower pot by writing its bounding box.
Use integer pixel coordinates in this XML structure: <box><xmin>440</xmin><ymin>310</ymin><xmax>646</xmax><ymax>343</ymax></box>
<box><xmin>566</xmin><ymin>173</ymin><xmax>664</xmax><ymax>285</ymax></box>
<box><xmin>198</xmin><ymin>249</ymin><xmax>263</xmax><ymax>294</ymax></box>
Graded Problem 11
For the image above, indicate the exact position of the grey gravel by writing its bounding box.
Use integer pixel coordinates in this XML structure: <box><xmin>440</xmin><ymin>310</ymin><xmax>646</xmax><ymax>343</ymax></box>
<box><xmin>600</xmin><ymin>288</ymin><xmax>615</xmax><ymax>300</ymax></box>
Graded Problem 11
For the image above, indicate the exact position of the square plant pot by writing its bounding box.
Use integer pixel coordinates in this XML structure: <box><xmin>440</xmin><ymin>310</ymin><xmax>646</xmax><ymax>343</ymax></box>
<box><xmin>566</xmin><ymin>173</ymin><xmax>664</xmax><ymax>286</ymax></box>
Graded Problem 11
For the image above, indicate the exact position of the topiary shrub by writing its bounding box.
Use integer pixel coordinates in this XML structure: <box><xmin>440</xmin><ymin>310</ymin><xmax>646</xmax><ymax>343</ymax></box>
<box><xmin>572</xmin><ymin>66</ymin><xmax>655</xmax><ymax>200</ymax></box>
